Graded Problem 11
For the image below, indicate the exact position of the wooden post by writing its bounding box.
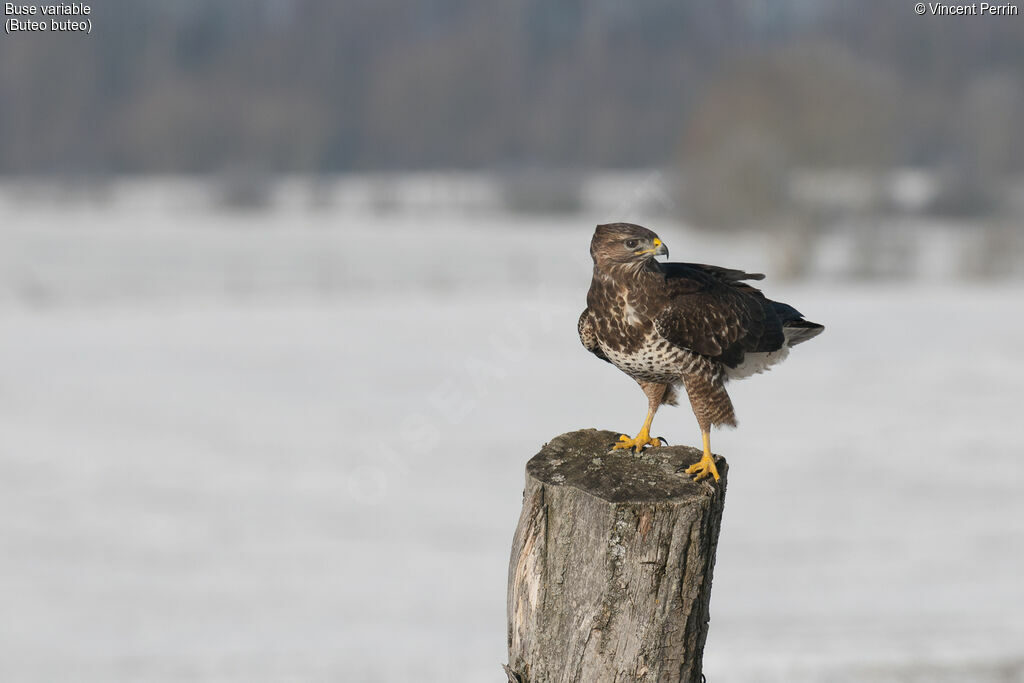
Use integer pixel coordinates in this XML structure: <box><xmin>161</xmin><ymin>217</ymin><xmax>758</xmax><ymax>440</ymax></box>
<box><xmin>505</xmin><ymin>429</ymin><xmax>728</xmax><ymax>683</ymax></box>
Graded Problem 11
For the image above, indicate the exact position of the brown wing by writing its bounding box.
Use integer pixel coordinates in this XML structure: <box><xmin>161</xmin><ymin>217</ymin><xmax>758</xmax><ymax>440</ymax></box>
<box><xmin>676</xmin><ymin>262</ymin><xmax>765</xmax><ymax>283</ymax></box>
<box><xmin>653</xmin><ymin>263</ymin><xmax>784</xmax><ymax>367</ymax></box>
<box><xmin>577</xmin><ymin>308</ymin><xmax>611</xmax><ymax>363</ymax></box>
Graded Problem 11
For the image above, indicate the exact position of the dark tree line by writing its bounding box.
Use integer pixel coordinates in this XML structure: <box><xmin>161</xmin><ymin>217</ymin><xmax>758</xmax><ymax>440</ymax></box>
<box><xmin>0</xmin><ymin>0</ymin><xmax>1021</xmax><ymax>176</ymax></box>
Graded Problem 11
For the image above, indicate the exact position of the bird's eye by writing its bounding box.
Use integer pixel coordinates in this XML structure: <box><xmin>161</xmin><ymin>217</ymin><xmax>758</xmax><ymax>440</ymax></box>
<box><xmin>624</xmin><ymin>239</ymin><xmax>639</xmax><ymax>249</ymax></box>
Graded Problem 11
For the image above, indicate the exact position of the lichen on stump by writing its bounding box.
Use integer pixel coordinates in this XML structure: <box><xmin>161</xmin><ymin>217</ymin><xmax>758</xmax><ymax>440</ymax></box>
<box><xmin>506</xmin><ymin>429</ymin><xmax>728</xmax><ymax>683</ymax></box>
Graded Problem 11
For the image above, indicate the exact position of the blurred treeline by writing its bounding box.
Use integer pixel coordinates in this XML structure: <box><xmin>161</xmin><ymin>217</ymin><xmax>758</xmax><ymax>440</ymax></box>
<box><xmin>2</xmin><ymin>0</ymin><xmax>1021</xmax><ymax>181</ymax></box>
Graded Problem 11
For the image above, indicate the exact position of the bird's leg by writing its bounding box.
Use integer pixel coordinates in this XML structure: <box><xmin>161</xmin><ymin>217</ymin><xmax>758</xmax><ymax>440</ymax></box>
<box><xmin>613</xmin><ymin>382</ymin><xmax>666</xmax><ymax>453</ymax></box>
<box><xmin>686</xmin><ymin>430</ymin><xmax>721</xmax><ymax>482</ymax></box>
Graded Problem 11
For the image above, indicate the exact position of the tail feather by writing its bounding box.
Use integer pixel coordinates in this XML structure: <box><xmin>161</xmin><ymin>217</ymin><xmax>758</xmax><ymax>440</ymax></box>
<box><xmin>783</xmin><ymin>319</ymin><xmax>824</xmax><ymax>346</ymax></box>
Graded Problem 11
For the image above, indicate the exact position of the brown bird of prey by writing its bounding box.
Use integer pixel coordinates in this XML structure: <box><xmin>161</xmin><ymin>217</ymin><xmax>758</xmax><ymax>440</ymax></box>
<box><xmin>578</xmin><ymin>223</ymin><xmax>824</xmax><ymax>482</ymax></box>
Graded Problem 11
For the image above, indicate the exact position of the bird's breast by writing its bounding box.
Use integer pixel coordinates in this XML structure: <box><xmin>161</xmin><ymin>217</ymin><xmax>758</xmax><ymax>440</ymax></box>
<box><xmin>622</xmin><ymin>300</ymin><xmax>642</xmax><ymax>326</ymax></box>
<box><xmin>588</xmin><ymin>298</ymin><xmax>693</xmax><ymax>382</ymax></box>
<box><xmin>597</xmin><ymin>333</ymin><xmax>696</xmax><ymax>383</ymax></box>
<box><xmin>593</xmin><ymin>297</ymin><xmax>650</xmax><ymax>351</ymax></box>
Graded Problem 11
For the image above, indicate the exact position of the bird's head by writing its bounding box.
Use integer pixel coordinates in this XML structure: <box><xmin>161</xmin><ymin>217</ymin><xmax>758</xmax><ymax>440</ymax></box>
<box><xmin>590</xmin><ymin>223</ymin><xmax>669</xmax><ymax>273</ymax></box>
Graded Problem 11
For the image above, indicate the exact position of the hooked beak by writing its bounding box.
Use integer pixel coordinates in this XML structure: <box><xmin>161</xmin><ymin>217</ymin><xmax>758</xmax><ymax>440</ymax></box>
<box><xmin>641</xmin><ymin>237</ymin><xmax>669</xmax><ymax>258</ymax></box>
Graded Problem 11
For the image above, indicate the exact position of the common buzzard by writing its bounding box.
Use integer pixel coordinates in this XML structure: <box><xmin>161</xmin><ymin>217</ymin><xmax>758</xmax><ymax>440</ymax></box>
<box><xmin>579</xmin><ymin>223</ymin><xmax>824</xmax><ymax>481</ymax></box>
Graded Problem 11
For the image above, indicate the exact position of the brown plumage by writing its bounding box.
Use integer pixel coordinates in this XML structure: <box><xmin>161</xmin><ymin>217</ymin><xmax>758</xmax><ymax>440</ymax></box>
<box><xmin>579</xmin><ymin>222</ymin><xmax>824</xmax><ymax>481</ymax></box>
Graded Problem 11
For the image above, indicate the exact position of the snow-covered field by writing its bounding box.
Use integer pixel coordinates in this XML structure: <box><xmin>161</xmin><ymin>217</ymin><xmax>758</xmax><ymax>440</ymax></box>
<box><xmin>1</xmin><ymin>190</ymin><xmax>1022</xmax><ymax>682</ymax></box>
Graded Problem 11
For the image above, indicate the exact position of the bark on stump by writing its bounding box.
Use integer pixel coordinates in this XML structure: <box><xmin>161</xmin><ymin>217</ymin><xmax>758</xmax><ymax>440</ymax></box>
<box><xmin>505</xmin><ymin>429</ymin><xmax>728</xmax><ymax>683</ymax></box>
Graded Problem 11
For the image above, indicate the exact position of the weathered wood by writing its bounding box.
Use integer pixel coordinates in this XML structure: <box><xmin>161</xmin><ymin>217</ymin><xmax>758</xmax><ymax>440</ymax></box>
<box><xmin>506</xmin><ymin>429</ymin><xmax>728</xmax><ymax>683</ymax></box>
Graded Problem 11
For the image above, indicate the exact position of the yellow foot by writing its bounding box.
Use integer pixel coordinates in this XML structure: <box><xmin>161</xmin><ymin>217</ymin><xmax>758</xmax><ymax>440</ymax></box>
<box><xmin>612</xmin><ymin>431</ymin><xmax>661</xmax><ymax>453</ymax></box>
<box><xmin>685</xmin><ymin>453</ymin><xmax>720</xmax><ymax>482</ymax></box>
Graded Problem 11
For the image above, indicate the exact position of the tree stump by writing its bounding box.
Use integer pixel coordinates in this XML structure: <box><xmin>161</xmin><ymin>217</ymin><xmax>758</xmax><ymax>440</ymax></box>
<box><xmin>505</xmin><ymin>429</ymin><xmax>728</xmax><ymax>683</ymax></box>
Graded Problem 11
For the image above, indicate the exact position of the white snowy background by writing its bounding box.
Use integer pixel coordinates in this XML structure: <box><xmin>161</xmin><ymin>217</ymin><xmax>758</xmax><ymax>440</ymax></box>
<box><xmin>1</xmin><ymin>176</ymin><xmax>1022</xmax><ymax>682</ymax></box>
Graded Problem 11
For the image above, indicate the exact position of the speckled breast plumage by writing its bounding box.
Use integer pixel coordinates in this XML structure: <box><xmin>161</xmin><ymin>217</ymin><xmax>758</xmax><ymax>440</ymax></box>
<box><xmin>588</xmin><ymin>289</ymin><xmax>703</xmax><ymax>384</ymax></box>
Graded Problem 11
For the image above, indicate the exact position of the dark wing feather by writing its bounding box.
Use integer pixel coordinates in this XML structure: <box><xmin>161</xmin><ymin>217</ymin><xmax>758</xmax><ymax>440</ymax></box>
<box><xmin>654</xmin><ymin>263</ymin><xmax>784</xmax><ymax>367</ymax></box>
<box><xmin>671</xmin><ymin>262</ymin><xmax>765</xmax><ymax>282</ymax></box>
